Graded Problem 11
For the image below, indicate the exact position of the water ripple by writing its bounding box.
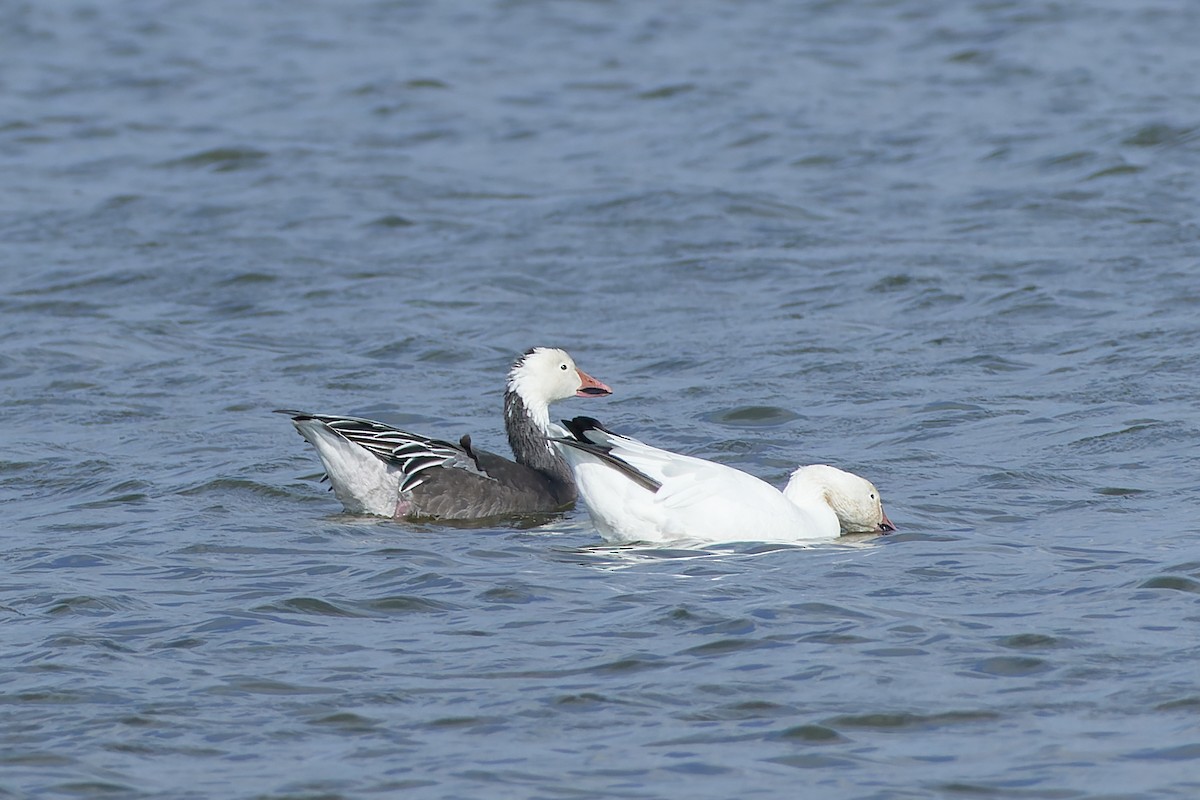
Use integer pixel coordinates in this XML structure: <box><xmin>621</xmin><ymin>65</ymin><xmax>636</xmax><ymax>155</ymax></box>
<box><xmin>4</xmin><ymin>1</ymin><xmax>1200</xmax><ymax>798</ymax></box>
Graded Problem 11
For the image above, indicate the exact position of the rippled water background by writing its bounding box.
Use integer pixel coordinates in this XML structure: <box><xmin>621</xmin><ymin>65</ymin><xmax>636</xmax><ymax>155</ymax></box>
<box><xmin>4</xmin><ymin>1</ymin><xmax>1200</xmax><ymax>798</ymax></box>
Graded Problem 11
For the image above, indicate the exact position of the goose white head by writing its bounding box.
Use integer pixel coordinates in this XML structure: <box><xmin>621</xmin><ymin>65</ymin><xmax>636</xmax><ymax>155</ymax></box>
<box><xmin>505</xmin><ymin>347</ymin><xmax>611</xmax><ymax>431</ymax></box>
<box><xmin>783</xmin><ymin>464</ymin><xmax>896</xmax><ymax>535</ymax></box>
<box><xmin>507</xmin><ymin>347</ymin><xmax>611</xmax><ymax>402</ymax></box>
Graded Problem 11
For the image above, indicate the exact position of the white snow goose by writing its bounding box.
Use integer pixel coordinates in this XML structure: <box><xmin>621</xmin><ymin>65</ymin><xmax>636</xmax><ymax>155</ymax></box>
<box><xmin>552</xmin><ymin>416</ymin><xmax>895</xmax><ymax>545</ymax></box>
<box><xmin>279</xmin><ymin>348</ymin><xmax>611</xmax><ymax>520</ymax></box>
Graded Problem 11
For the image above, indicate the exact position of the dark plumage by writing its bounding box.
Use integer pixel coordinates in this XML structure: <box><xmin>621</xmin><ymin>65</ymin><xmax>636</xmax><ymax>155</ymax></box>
<box><xmin>279</xmin><ymin>348</ymin><xmax>611</xmax><ymax>520</ymax></box>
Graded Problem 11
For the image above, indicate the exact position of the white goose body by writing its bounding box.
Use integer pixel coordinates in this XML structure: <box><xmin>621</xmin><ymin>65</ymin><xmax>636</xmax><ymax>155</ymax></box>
<box><xmin>553</xmin><ymin>417</ymin><xmax>894</xmax><ymax>546</ymax></box>
<box><xmin>280</xmin><ymin>348</ymin><xmax>611</xmax><ymax>520</ymax></box>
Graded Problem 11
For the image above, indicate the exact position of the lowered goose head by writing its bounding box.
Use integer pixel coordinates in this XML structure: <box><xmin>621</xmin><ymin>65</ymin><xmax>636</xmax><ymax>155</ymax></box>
<box><xmin>783</xmin><ymin>464</ymin><xmax>895</xmax><ymax>535</ymax></box>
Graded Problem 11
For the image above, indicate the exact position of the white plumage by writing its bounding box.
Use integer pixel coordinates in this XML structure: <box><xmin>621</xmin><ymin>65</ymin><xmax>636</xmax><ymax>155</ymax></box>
<box><xmin>554</xmin><ymin>417</ymin><xmax>894</xmax><ymax>546</ymax></box>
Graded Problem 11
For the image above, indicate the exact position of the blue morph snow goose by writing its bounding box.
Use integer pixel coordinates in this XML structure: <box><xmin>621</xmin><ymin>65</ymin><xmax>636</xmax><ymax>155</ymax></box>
<box><xmin>280</xmin><ymin>348</ymin><xmax>611</xmax><ymax>520</ymax></box>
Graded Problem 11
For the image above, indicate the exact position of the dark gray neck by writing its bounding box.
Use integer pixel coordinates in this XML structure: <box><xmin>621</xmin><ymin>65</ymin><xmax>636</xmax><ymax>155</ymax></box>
<box><xmin>504</xmin><ymin>389</ymin><xmax>575</xmax><ymax>491</ymax></box>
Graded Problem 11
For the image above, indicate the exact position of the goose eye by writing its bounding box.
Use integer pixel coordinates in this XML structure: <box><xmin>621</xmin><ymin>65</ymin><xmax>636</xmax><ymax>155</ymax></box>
<box><xmin>870</xmin><ymin>494</ymin><xmax>875</xmax><ymax>500</ymax></box>
<box><xmin>560</xmin><ymin>364</ymin><xmax>568</xmax><ymax>370</ymax></box>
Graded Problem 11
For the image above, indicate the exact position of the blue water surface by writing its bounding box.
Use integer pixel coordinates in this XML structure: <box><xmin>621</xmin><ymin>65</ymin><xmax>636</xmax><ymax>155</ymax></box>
<box><xmin>3</xmin><ymin>1</ymin><xmax>1200</xmax><ymax>798</ymax></box>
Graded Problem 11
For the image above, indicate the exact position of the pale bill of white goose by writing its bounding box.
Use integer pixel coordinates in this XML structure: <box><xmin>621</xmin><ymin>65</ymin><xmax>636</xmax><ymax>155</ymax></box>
<box><xmin>279</xmin><ymin>348</ymin><xmax>611</xmax><ymax>520</ymax></box>
<box><xmin>552</xmin><ymin>416</ymin><xmax>895</xmax><ymax>546</ymax></box>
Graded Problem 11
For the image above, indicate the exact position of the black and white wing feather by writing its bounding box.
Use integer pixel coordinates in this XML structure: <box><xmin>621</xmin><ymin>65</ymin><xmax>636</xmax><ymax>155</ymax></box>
<box><xmin>277</xmin><ymin>411</ymin><xmax>493</xmax><ymax>493</ymax></box>
<box><xmin>552</xmin><ymin>416</ymin><xmax>663</xmax><ymax>493</ymax></box>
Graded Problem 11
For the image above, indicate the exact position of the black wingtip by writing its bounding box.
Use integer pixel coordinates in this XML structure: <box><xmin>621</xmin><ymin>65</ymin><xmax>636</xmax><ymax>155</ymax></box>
<box><xmin>555</xmin><ymin>417</ymin><xmax>662</xmax><ymax>494</ymax></box>
<box><xmin>274</xmin><ymin>409</ymin><xmax>310</xmax><ymax>419</ymax></box>
<box><xmin>560</xmin><ymin>416</ymin><xmax>609</xmax><ymax>440</ymax></box>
